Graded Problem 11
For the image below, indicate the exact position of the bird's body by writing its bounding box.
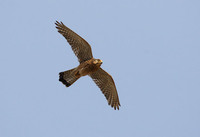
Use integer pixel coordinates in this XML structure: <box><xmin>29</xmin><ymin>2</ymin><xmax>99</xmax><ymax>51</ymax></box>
<box><xmin>55</xmin><ymin>21</ymin><xmax>120</xmax><ymax>110</ymax></box>
<box><xmin>75</xmin><ymin>58</ymin><xmax>103</xmax><ymax>77</ymax></box>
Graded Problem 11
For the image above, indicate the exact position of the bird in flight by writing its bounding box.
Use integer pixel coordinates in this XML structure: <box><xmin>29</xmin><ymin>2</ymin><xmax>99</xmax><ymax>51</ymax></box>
<box><xmin>55</xmin><ymin>21</ymin><xmax>120</xmax><ymax>110</ymax></box>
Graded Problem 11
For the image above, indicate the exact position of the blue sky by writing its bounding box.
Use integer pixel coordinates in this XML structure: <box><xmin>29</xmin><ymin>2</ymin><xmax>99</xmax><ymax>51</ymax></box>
<box><xmin>0</xmin><ymin>0</ymin><xmax>200</xmax><ymax>137</ymax></box>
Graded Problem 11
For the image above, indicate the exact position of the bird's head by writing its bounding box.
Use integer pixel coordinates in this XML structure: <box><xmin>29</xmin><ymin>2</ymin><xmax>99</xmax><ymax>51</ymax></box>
<box><xmin>93</xmin><ymin>59</ymin><xmax>103</xmax><ymax>66</ymax></box>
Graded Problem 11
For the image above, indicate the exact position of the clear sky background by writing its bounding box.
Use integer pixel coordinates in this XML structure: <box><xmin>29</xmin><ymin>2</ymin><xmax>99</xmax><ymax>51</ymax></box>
<box><xmin>0</xmin><ymin>0</ymin><xmax>200</xmax><ymax>137</ymax></box>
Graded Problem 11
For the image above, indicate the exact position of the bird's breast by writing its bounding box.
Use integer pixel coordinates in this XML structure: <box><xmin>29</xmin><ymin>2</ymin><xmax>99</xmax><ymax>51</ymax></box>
<box><xmin>78</xmin><ymin>63</ymin><xmax>100</xmax><ymax>76</ymax></box>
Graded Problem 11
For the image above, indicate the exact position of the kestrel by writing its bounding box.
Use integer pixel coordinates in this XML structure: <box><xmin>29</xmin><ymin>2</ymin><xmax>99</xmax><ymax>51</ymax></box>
<box><xmin>55</xmin><ymin>21</ymin><xmax>120</xmax><ymax>110</ymax></box>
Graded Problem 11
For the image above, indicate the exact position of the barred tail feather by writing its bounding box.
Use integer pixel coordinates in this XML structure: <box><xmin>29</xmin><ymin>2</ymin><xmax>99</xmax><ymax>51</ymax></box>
<box><xmin>59</xmin><ymin>68</ymin><xmax>80</xmax><ymax>87</ymax></box>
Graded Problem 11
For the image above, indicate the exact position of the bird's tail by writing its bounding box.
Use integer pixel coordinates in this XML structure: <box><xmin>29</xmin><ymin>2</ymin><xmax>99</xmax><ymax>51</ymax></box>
<box><xmin>59</xmin><ymin>68</ymin><xmax>80</xmax><ymax>87</ymax></box>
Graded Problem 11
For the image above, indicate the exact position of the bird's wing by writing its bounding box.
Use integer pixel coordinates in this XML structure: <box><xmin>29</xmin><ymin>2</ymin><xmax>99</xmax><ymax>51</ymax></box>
<box><xmin>89</xmin><ymin>68</ymin><xmax>120</xmax><ymax>110</ymax></box>
<box><xmin>55</xmin><ymin>21</ymin><xmax>93</xmax><ymax>63</ymax></box>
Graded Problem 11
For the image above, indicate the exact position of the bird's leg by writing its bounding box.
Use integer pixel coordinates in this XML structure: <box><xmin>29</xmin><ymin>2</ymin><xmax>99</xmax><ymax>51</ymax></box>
<box><xmin>75</xmin><ymin>71</ymin><xmax>81</xmax><ymax>78</ymax></box>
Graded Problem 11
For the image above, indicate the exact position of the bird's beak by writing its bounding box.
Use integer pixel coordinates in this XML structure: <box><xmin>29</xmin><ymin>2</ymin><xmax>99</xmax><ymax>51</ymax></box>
<box><xmin>100</xmin><ymin>60</ymin><xmax>103</xmax><ymax>64</ymax></box>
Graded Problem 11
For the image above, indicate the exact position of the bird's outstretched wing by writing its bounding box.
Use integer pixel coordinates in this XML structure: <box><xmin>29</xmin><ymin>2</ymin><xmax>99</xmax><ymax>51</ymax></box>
<box><xmin>89</xmin><ymin>68</ymin><xmax>120</xmax><ymax>110</ymax></box>
<box><xmin>55</xmin><ymin>21</ymin><xmax>93</xmax><ymax>63</ymax></box>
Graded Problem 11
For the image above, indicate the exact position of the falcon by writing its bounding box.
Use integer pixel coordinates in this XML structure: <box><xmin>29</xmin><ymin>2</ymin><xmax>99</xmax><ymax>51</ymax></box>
<box><xmin>55</xmin><ymin>21</ymin><xmax>120</xmax><ymax>110</ymax></box>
